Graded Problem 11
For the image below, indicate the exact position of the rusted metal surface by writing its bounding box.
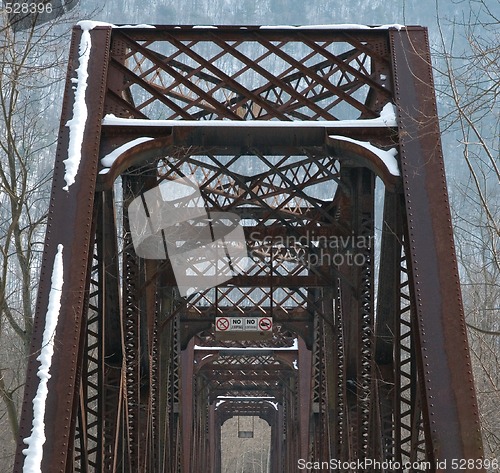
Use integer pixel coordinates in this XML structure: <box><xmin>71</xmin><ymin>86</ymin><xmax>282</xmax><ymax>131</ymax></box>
<box><xmin>390</xmin><ymin>28</ymin><xmax>484</xmax><ymax>468</ymax></box>
<box><xmin>14</xmin><ymin>24</ymin><xmax>483</xmax><ymax>473</ymax></box>
<box><xmin>14</xmin><ymin>26</ymin><xmax>112</xmax><ymax>473</ymax></box>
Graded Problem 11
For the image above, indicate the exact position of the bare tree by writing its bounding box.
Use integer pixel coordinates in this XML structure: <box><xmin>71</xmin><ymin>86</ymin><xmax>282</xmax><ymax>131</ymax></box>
<box><xmin>434</xmin><ymin>0</ymin><xmax>499</xmax><ymax>464</ymax></box>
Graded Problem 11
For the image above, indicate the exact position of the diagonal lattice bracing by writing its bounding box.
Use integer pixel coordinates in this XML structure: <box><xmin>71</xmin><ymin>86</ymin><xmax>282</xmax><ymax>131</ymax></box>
<box><xmin>105</xmin><ymin>27</ymin><xmax>392</xmax><ymax>122</ymax></box>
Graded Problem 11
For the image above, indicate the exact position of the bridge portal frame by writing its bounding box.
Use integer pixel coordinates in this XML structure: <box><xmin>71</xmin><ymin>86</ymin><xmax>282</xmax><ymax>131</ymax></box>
<box><xmin>14</xmin><ymin>24</ymin><xmax>484</xmax><ymax>473</ymax></box>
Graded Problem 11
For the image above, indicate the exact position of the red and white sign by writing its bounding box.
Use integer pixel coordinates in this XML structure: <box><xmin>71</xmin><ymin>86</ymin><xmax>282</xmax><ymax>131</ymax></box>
<box><xmin>258</xmin><ymin>317</ymin><xmax>273</xmax><ymax>331</ymax></box>
<box><xmin>215</xmin><ymin>317</ymin><xmax>230</xmax><ymax>331</ymax></box>
<box><xmin>216</xmin><ymin>316</ymin><xmax>273</xmax><ymax>332</ymax></box>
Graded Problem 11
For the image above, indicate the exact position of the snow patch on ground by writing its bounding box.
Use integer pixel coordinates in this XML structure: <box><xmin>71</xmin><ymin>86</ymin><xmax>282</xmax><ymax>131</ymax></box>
<box><xmin>22</xmin><ymin>245</ymin><xmax>64</xmax><ymax>473</ymax></box>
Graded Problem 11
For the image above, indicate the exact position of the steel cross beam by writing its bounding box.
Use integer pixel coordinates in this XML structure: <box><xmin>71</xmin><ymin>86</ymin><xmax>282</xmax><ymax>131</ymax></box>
<box><xmin>14</xmin><ymin>24</ymin><xmax>484</xmax><ymax>473</ymax></box>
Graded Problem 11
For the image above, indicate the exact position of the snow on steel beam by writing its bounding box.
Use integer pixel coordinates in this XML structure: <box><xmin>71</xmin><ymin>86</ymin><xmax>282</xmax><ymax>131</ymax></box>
<box><xmin>14</xmin><ymin>24</ymin><xmax>112</xmax><ymax>473</ymax></box>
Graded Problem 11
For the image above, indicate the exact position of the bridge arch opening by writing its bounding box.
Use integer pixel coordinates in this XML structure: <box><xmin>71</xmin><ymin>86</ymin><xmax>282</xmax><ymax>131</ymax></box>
<box><xmin>221</xmin><ymin>415</ymin><xmax>271</xmax><ymax>473</ymax></box>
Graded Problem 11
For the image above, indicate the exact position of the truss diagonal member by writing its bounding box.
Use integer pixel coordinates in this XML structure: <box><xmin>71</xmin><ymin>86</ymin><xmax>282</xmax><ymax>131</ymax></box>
<box><xmin>132</xmin><ymin>52</ymin><xmax>245</xmax><ymax>116</ymax></box>
<box><xmin>254</xmin><ymin>33</ymin><xmax>384</xmax><ymax>118</ymax></box>
<box><xmin>298</xmin><ymin>35</ymin><xmax>392</xmax><ymax>103</ymax></box>
<box><xmin>247</xmin><ymin>148</ymin><xmax>339</xmax><ymax>223</ymax></box>
<box><xmin>208</xmin><ymin>34</ymin><xmax>336</xmax><ymax>120</ymax></box>
<box><xmin>109</xmin><ymin>57</ymin><xmax>195</xmax><ymax>118</ymax></box>
<box><xmin>122</xmin><ymin>31</ymin><xmax>290</xmax><ymax>120</ymax></box>
<box><xmin>162</xmin><ymin>33</ymin><xmax>292</xmax><ymax>121</ymax></box>
<box><xmin>163</xmin><ymin>50</ymin><xmax>370</xmax><ymax>121</ymax></box>
<box><xmin>114</xmin><ymin>31</ymin><xmax>243</xmax><ymax>120</ymax></box>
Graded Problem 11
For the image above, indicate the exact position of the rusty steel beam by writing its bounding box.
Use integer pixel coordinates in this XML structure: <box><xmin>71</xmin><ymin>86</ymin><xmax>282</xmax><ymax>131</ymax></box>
<box><xmin>390</xmin><ymin>28</ymin><xmax>484</xmax><ymax>467</ymax></box>
<box><xmin>14</xmin><ymin>26</ymin><xmax>112</xmax><ymax>473</ymax></box>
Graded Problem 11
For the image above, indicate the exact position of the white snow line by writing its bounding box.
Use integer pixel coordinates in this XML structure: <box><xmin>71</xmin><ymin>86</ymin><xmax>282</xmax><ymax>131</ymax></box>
<box><xmin>116</xmin><ymin>24</ymin><xmax>156</xmax><ymax>29</ymax></box>
<box><xmin>75</xmin><ymin>21</ymin><xmax>402</xmax><ymax>31</ymax></box>
<box><xmin>102</xmin><ymin>103</ymin><xmax>396</xmax><ymax>128</ymax></box>
<box><xmin>63</xmin><ymin>26</ymin><xmax>92</xmax><ymax>191</ymax></box>
<box><xmin>102</xmin><ymin>108</ymin><xmax>397</xmax><ymax>129</ymax></box>
<box><xmin>259</xmin><ymin>24</ymin><xmax>404</xmax><ymax>30</ymax></box>
<box><xmin>329</xmin><ymin>135</ymin><xmax>400</xmax><ymax>176</ymax></box>
<box><xmin>100</xmin><ymin>137</ymin><xmax>154</xmax><ymax>169</ymax></box>
<box><xmin>77</xmin><ymin>20</ymin><xmax>155</xmax><ymax>29</ymax></box>
<box><xmin>22</xmin><ymin>244</ymin><xmax>64</xmax><ymax>473</ymax></box>
<box><xmin>217</xmin><ymin>396</ymin><xmax>276</xmax><ymax>400</ymax></box>
<box><xmin>77</xmin><ymin>20</ymin><xmax>114</xmax><ymax>29</ymax></box>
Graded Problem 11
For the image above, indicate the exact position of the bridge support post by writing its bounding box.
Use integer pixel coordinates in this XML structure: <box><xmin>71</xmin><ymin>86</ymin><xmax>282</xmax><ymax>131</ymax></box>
<box><xmin>391</xmin><ymin>28</ymin><xmax>484</xmax><ymax>467</ymax></box>
<box><xmin>14</xmin><ymin>26</ymin><xmax>112</xmax><ymax>473</ymax></box>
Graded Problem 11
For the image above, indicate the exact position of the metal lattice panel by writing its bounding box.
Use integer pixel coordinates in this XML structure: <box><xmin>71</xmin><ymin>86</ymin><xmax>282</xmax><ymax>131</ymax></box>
<box><xmin>106</xmin><ymin>28</ymin><xmax>391</xmax><ymax>121</ymax></box>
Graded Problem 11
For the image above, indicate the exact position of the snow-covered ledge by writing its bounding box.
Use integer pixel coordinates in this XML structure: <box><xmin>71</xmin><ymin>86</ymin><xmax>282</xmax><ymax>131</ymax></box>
<box><xmin>328</xmin><ymin>135</ymin><xmax>400</xmax><ymax>177</ymax></box>
<box><xmin>101</xmin><ymin>103</ymin><xmax>398</xmax><ymax>129</ymax></box>
<box><xmin>62</xmin><ymin>23</ymin><xmax>92</xmax><ymax>191</ymax></box>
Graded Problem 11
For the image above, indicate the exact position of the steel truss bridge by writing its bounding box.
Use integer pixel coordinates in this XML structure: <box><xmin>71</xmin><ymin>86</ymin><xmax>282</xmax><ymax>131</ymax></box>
<box><xmin>14</xmin><ymin>24</ymin><xmax>484</xmax><ymax>472</ymax></box>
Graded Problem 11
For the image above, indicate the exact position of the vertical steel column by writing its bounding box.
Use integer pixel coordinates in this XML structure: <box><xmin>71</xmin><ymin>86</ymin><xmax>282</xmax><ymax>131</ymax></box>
<box><xmin>276</xmin><ymin>404</ymin><xmax>284</xmax><ymax>472</ymax></box>
<box><xmin>121</xmin><ymin>174</ymin><xmax>147</xmax><ymax>473</ymax></box>
<box><xmin>180</xmin><ymin>339</ymin><xmax>195</xmax><ymax>473</ymax></box>
<box><xmin>297</xmin><ymin>337</ymin><xmax>313</xmax><ymax>464</ymax></box>
<box><xmin>208</xmin><ymin>403</ymin><xmax>217</xmax><ymax>472</ymax></box>
<box><xmin>391</xmin><ymin>28</ymin><xmax>484</xmax><ymax>467</ymax></box>
<box><xmin>144</xmin><ymin>259</ymin><xmax>160</xmax><ymax>473</ymax></box>
<box><xmin>14</xmin><ymin>25</ymin><xmax>112</xmax><ymax>473</ymax></box>
<box><xmin>321</xmin><ymin>285</ymin><xmax>338</xmax><ymax>460</ymax></box>
<box><xmin>157</xmin><ymin>285</ymin><xmax>179</xmax><ymax>473</ymax></box>
<box><xmin>214</xmin><ymin>409</ymin><xmax>222</xmax><ymax>473</ymax></box>
<box><xmin>99</xmin><ymin>189</ymin><xmax>126</xmax><ymax>473</ymax></box>
<box><xmin>338</xmin><ymin>167</ymin><xmax>375</xmax><ymax>461</ymax></box>
<box><xmin>333</xmin><ymin>282</ymin><xmax>347</xmax><ymax>462</ymax></box>
<box><xmin>375</xmin><ymin>191</ymin><xmax>404</xmax><ymax>463</ymax></box>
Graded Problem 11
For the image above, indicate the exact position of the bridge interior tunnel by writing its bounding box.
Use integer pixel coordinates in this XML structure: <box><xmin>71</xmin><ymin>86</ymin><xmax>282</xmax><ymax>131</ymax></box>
<box><xmin>42</xmin><ymin>137</ymin><xmax>433</xmax><ymax>472</ymax></box>
<box><xmin>86</xmin><ymin>134</ymin><xmax>397</xmax><ymax>472</ymax></box>
<box><xmin>99</xmin><ymin>135</ymin><xmax>411</xmax><ymax>472</ymax></box>
<box><xmin>190</xmin><ymin>331</ymin><xmax>305</xmax><ymax>473</ymax></box>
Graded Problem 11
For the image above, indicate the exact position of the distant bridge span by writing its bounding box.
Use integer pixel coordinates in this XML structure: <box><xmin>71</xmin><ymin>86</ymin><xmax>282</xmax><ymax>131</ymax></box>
<box><xmin>15</xmin><ymin>24</ymin><xmax>484</xmax><ymax>472</ymax></box>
